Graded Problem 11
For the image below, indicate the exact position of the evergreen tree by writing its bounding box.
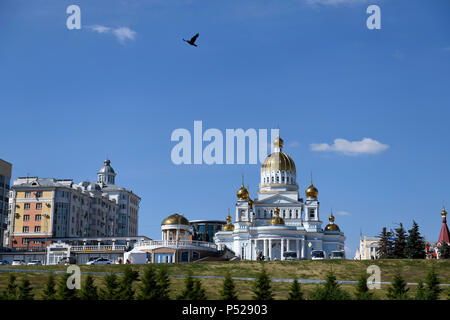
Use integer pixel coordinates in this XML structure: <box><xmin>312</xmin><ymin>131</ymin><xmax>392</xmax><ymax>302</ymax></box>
<box><xmin>219</xmin><ymin>272</ymin><xmax>238</xmax><ymax>300</ymax></box>
<box><xmin>79</xmin><ymin>274</ymin><xmax>98</xmax><ymax>300</ymax></box>
<box><xmin>288</xmin><ymin>278</ymin><xmax>304</xmax><ymax>300</ymax></box>
<box><xmin>56</xmin><ymin>274</ymin><xmax>78</xmax><ymax>300</ymax></box>
<box><xmin>423</xmin><ymin>268</ymin><xmax>441</xmax><ymax>300</ymax></box>
<box><xmin>117</xmin><ymin>266</ymin><xmax>139</xmax><ymax>300</ymax></box>
<box><xmin>377</xmin><ymin>227</ymin><xmax>393</xmax><ymax>258</ymax></box>
<box><xmin>42</xmin><ymin>275</ymin><xmax>57</xmax><ymax>300</ymax></box>
<box><xmin>137</xmin><ymin>265</ymin><xmax>158</xmax><ymax>300</ymax></box>
<box><xmin>354</xmin><ymin>273</ymin><xmax>375</xmax><ymax>300</ymax></box>
<box><xmin>310</xmin><ymin>271</ymin><xmax>351</xmax><ymax>300</ymax></box>
<box><xmin>156</xmin><ymin>267</ymin><xmax>170</xmax><ymax>300</ymax></box>
<box><xmin>192</xmin><ymin>279</ymin><xmax>207</xmax><ymax>300</ymax></box>
<box><xmin>392</xmin><ymin>223</ymin><xmax>407</xmax><ymax>258</ymax></box>
<box><xmin>2</xmin><ymin>274</ymin><xmax>18</xmax><ymax>300</ymax></box>
<box><xmin>252</xmin><ymin>268</ymin><xmax>273</xmax><ymax>300</ymax></box>
<box><xmin>386</xmin><ymin>273</ymin><xmax>409</xmax><ymax>300</ymax></box>
<box><xmin>99</xmin><ymin>274</ymin><xmax>119</xmax><ymax>300</ymax></box>
<box><xmin>17</xmin><ymin>278</ymin><xmax>34</xmax><ymax>300</ymax></box>
<box><xmin>438</xmin><ymin>242</ymin><xmax>450</xmax><ymax>259</ymax></box>
<box><xmin>415</xmin><ymin>281</ymin><xmax>426</xmax><ymax>300</ymax></box>
<box><xmin>405</xmin><ymin>221</ymin><xmax>426</xmax><ymax>259</ymax></box>
<box><xmin>177</xmin><ymin>272</ymin><xmax>195</xmax><ymax>300</ymax></box>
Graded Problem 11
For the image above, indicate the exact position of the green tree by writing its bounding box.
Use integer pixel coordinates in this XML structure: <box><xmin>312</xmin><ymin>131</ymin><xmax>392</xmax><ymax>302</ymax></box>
<box><xmin>99</xmin><ymin>274</ymin><xmax>119</xmax><ymax>300</ymax></box>
<box><xmin>79</xmin><ymin>274</ymin><xmax>98</xmax><ymax>300</ymax></box>
<box><xmin>405</xmin><ymin>221</ymin><xmax>426</xmax><ymax>259</ymax></box>
<box><xmin>415</xmin><ymin>281</ymin><xmax>426</xmax><ymax>300</ymax></box>
<box><xmin>2</xmin><ymin>274</ymin><xmax>18</xmax><ymax>300</ymax></box>
<box><xmin>354</xmin><ymin>273</ymin><xmax>375</xmax><ymax>300</ymax></box>
<box><xmin>137</xmin><ymin>265</ymin><xmax>158</xmax><ymax>300</ymax></box>
<box><xmin>386</xmin><ymin>273</ymin><xmax>409</xmax><ymax>300</ymax></box>
<box><xmin>17</xmin><ymin>278</ymin><xmax>34</xmax><ymax>300</ymax></box>
<box><xmin>56</xmin><ymin>274</ymin><xmax>78</xmax><ymax>300</ymax></box>
<box><xmin>192</xmin><ymin>279</ymin><xmax>207</xmax><ymax>300</ymax></box>
<box><xmin>177</xmin><ymin>272</ymin><xmax>195</xmax><ymax>300</ymax></box>
<box><xmin>377</xmin><ymin>227</ymin><xmax>393</xmax><ymax>258</ymax></box>
<box><xmin>42</xmin><ymin>275</ymin><xmax>57</xmax><ymax>300</ymax></box>
<box><xmin>310</xmin><ymin>271</ymin><xmax>351</xmax><ymax>300</ymax></box>
<box><xmin>392</xmin><ymin>223</ymin><xmax>407</xmax><ymax>258</ymax></box>
<box><xmin>439</xmin><ymin>242</ymin><xmax>450</xmax><ymax>259</ymax></box>
<box><xmin>423</xmin><ymin>268</ymin><xmax>441</xmax><ymax>300</ymax></box>
<box><xmin>288</xmin><ymin>278</ymin><xmax>304</xmax><ymax>300</ymax></box>
<box><xmin>220</xmin><ymin>272</ymin><xmax>238</xmax><ymax>300</ymax></box>
<box><xmin>117</xmin><ymin>266</ymin><xmax>139</xmax><ymax>300</ymax></box>
<box><xmin>252</xmin><ymin>268</ymin><xmax>274</xmax><ymax>300</ymax></box>
<box><xmin>156</xmin><ymin>267</ymin><xmax>170</xmax><ymax>300</ymax></box>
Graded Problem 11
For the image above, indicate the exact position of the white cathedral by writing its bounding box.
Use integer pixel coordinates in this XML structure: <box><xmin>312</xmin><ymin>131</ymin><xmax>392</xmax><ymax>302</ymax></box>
<box><xmin>214</xmin><ymin>136</ymin><xmax>346</xmax><ymax>260</ymax></box>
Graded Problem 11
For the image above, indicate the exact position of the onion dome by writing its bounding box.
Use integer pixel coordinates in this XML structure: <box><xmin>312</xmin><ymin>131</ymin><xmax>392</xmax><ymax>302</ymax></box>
<box><xmin>442</xmin><ymin>207</ymin><xmax>447</xmax><ymax>218</ymax></box>
<box><xmin>270</xmin><ymin>206</ymin><xmax>285</xmax><ymax>226</ymax></box>
<box><xmin>222</xmin><ymin>211</ymin><xmax>235</xmax><ymax>231</ymax></box>
<box><xmin>161</xmin><ymin>213</ymin><xmax>189</xmax><ymax>226</ymax></box>
<box><xmin>98</xmin><ymin>159</ymin><xmax>115</xmax><ymax>174</ymax></box>
<box><xmin>261</xmin><ymin>136</ymin><xmax>296</xmax><ymax>174</ymax></box>
<box><xmin>324</xmin><ymin>211</ymin><xmax>340</xmax><ymax>231</ymax></box>
<box><xmin>237</xmin><ymin>185</ymin><xmax>249</xmax><ymax>200</ymax></box>
<box><xmin>305</xmin><ymin>184</ymin><xmax>318</xmax><ymax>198</ymax></box>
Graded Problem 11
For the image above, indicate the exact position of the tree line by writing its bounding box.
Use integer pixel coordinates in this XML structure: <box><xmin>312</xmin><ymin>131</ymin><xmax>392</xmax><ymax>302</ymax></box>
<box><xmin>1</xmin><ymin>265</ymin><xmax>449</xmax><ymax>300</ymax></box>
<box><xmin>377</xmin><ymin>220</ymin><xmax>450</xmax><ymax>259</ymax></box>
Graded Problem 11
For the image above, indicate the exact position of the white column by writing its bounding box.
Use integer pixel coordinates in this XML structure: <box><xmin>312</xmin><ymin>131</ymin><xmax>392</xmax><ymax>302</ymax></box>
<box><xmin>287</xmin><ymin>238</ymin><xmax>290</xmax><ymax>251</ymax></box>
<box><xmin>296</xmin><ymin>239</ymin><xmax>300</xmax><ymax>260</ymax></box>
<box><xmin>301</xmin><ymin>239</ymin><xmax>305</xmax><ymax>259</ymax></box>
<box><xmin>263</xmin><ymin>239</ymin><xmax>267</xmax><ymax>259</ymax></box>
<box><xmin>281</xmin><ymin>238</ymin><xmax>284</xmax><ymax>260</ymax></box>
<box><xmin>268</xmin><ymin>239</ymin><xmax>272</xmax><ymax>261</ymax></box>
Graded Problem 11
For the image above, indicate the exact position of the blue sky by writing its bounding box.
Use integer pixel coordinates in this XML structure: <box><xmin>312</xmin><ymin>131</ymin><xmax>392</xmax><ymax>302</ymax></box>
<box><xmin>0</xmin><ymin>0</ymin><xmax>449</xmax><ymax>257</ymax></box>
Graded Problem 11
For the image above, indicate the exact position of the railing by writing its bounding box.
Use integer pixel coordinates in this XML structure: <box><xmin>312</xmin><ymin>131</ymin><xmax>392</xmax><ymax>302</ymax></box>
<box><xmin>134</xmin><ymin>240</ymin><xmax>217</xmax><ymax>250</ymax></box>
<box><xmin>70</xmin><ymin>245</ymin><xmax>127</xmax><ymax>252</ymax></box>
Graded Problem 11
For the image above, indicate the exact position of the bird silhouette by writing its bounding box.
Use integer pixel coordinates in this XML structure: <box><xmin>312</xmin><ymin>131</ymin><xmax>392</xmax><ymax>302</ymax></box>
<box><xmin>183</xmin><ymin>33</ymin><xmax>199</xmax><ymax>47</ymax></box>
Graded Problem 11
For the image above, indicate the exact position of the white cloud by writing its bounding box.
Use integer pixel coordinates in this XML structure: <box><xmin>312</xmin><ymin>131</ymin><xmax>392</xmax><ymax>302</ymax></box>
<box><xmin>310</xmin><ymin>138</ymin><xmax>389</xmax><ymax>156</ymax></box>
<box><xmin>335</xmin><ymin>211</ymin><xmax>351</xmax><ymax>216</ymax></box>
<box><xmin>87</xmin><ymin>25</ymin><xmax>137</xmax><ymax>44</ymax></box>
<box><xmin>90</xmin><ymin>25</ymin><xmax>111</xmax><ymax>33</ymax></box>
<box><xmin>113</xmin><ymin>27</ymin><xmax>137</xmax><ymax>43</ymax></box>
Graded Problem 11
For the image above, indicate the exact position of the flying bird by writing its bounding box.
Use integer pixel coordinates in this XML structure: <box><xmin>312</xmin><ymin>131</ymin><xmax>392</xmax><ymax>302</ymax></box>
<box><xmin>183</xmin><ymin>33</ymin><xmax>199</xmax><ymax>47</ymax></box>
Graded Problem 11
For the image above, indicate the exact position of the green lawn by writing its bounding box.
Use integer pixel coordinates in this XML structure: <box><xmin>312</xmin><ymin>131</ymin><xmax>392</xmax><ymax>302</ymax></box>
<box><xmin>1</xmin><ymin>259</ymin><xmax>449</xmax><ymax>300</ymax></box>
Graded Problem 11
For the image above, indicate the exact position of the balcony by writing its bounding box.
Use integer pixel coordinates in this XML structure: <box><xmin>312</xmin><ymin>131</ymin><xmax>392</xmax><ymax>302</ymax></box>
<box><xmin>133</xmin><ymin>240</ymin><xmax>217</xmax><ymax>251</ymax></box>
<box><xmin>70</xmin><ymin>245</ymin><xmax>127</xmax><ymax>252</ymax></box>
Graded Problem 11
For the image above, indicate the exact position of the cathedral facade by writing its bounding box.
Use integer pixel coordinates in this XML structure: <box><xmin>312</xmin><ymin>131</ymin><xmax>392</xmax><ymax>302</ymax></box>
<box><xmin>214</xmin><ymin>136</ymin><xmax>346</xmax><ymax>260</ymax></box>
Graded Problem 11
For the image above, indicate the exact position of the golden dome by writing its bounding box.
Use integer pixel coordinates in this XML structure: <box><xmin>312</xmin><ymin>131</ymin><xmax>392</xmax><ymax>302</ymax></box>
<box><xmin>261</xmin><ymin>136</ymin><xmax>296</xmax><ymax>174</ymax></box>
<box><xmin>161</xmin><ymin>213</ymin><xmax>189</xmax><ymax>226</ymax></box>
<box><xmin>305</xmin><ymin>184</ymin><xmax>318</xmax><ymax>198</ymax></box>
<box><xmin>442</xmin><ymin>207</ymin><xmax>447</xmax><ymax>217</ymax></box>
<box><xmin>223</xmin><ymin>211</ymin><xmax>235</xmax><ymax>231</ymax></box>
<box><xmin>261</xmin><ymin>152</ymin><xmax>296</xmax><ymax>173</ymax></box>
<box><xmin>324</xmin><ymin>212</ymin><xmax>340</xmax><ymax>231</ymax></box>
<box><xmin>237</xmin><ymin>185</ymin><xmax>249</xmax><ymax>200</ymax></box>
<box><xmin>270</xmin><ymin>206</ymin><xmax>285</xmax><ymax>225</ymax></box>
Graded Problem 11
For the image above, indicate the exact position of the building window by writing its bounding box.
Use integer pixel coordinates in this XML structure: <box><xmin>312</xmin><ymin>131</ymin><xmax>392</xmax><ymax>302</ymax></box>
<box><xmin>22</xmin><ymin>238</ymin><xmax>28</xmax><ymax>244</ymax></box>
<box><xmin>34</xmin><ymin>226</ymin><xmax>41</xmax><ymax>232</ymax></box>
<box><xmin>36</xmin><ymin>203</ymin><xmax>42</xmax><ymax>210</ymax></box>
<box><xmin>24</xmin><ymin>203</ymin><xmax>30</xmax><ymax>210</ymax></box>
<box><xmin>36</xmin><ymin>191</ymin><xmax>42</xmax><ymax>198</ymax></box>
<box><xmin>23</xmin><ymin>226</ymin><xmax>29</xmax><ymax>233</ymax></box>
<box><xmin>25</xmin><ymin>192</ymin><xmax>31</xmax><ymax>198</ymax></box>
<box><xmin>23</xmin><ymin>215</ymin><xmax>30</xmax><ymax>221</ymax></box>
<box><xmin>35</xmin><ymin>214</ymin><xmax>41</xmax><ymax>221</ymax></box>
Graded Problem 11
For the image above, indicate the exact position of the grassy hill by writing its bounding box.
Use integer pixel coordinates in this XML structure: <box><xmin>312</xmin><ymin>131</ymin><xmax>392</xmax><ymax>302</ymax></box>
<box><xmin>1</xmin><ymin>259</ymin><xmax>449</xmax><ymax>300</ymax></box>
